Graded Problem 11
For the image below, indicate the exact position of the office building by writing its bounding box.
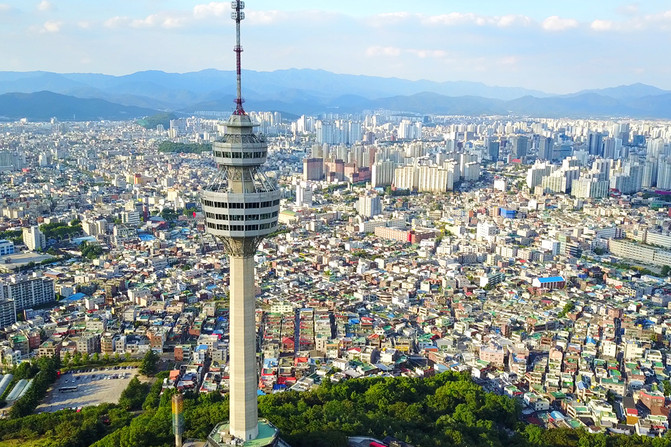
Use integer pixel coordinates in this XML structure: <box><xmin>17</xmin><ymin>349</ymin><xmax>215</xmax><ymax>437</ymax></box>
<box><xmin>511</xmin><ymin>136</ymin><xmax>529</xmax><ymax>159</ymax></box>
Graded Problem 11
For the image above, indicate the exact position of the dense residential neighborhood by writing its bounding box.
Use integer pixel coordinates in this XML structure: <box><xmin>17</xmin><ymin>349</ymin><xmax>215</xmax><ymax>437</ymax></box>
<box><xmin>1</xmin><ymin>113</ymin><xmax>671</xmax><ymax>441</ymax></box>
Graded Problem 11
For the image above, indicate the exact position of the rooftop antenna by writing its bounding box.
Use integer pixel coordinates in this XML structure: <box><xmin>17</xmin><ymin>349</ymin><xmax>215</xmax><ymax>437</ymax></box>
<box><xmin>231</xmin><ymin>0</ymin><xmax>246</xmax><ymax>115</ymax></box>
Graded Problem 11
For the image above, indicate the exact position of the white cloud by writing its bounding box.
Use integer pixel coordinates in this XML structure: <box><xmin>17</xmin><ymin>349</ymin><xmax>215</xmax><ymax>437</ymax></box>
<box><xmin>394</xmin><ymin>12</ymin><xmax>532</xmax><ymax>28</ymax></box>
<box><xmin>104</xmin><ymin>16</ymin><xmax>131</xmax><ymax>29</ymax></box>
<box><xmin>617</xmin><ymin>4</ymin><xmax>639</xmax><ymax>16</ymax></box>
<box><xmin>496</xmin><ymin>14</ymin><xmax>532</xmax><ymax>28</ymax></box>
<box><xmin>590</xmin><ymin>19</ymin><xmax>614</xmax><ymax>31</ymax></box>
<box><xmin>193</xmin><ymin>2</ymin><xmax>232</xmax><ymax>19</ymax></box>
<box><xmin>41</xmin><ymin>20</ymin><xmax>62</xmax><ymax>33</ymax></box>
<box><xmin>131</xmin><ymin>13</ymin><xmax>186</xmax><ymax>29</ymax></box>
<box><xmin>500</xmin><ymin>56</ymin><xmax>520</xmax><ymax>66</ymax></box>
<box><xmin>0</xmin><ymin>4</ymin><xmax>11</xmax><ymax>13</ymax></box>
<box><xmin>366</xmin><ymin>46</ymin><xmax>449</xmax><ymax>60</ymax></box>
<box><xmin>423</xmin><ymin>12</ymin><xmax>483</xmax><ymax>26</ymax></box>
<box><xmin>542</xmin><ymin>16</ymin><xmax>579</xmax><ymax>31</ymax></box>
<box><xmin>245</xmin><ymin>10</ymin><xmax>289</xmax><ymax>25</ymax></box>
<box><xmin>369</xmin><ymin>11</ymin><xmax>414</xmax><ymax>26</ymax></box>
<box><xmin>37</xmin><ymin>0</ymin><xmax>52</xmax><ymax>12</ymax></box>
<box><xmin>366</xmin><ymin>46</ymin><xmax>402</xmax><ymax>57</ymax></box>
<box><xmin>408</xmin><ymin>49</ymin><xmax>447</xmax><ymax>59</ymax></box>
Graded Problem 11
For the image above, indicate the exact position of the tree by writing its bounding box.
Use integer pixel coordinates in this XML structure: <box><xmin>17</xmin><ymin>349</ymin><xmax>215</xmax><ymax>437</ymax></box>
<box><xmin>118</xmin><ymin>377</ymin><xmax>150</xmax><ymax>411</ymax></box>
<box><xmin>662</xmin><ymin>265</ymin><xmax>671</xmax><ymax>277</ymax></box>
<box><xmin>139</xmin><ymin>350</ymin><xmax>160</xmax><ymax>376</ymax></box>
<box><xmin>558</xmin><ymin>301</ymin><xmax>575</xmax><ymax>318</ymax></box>
<box><xmin>663</xmin><ymin>380</ymin><xmax>671</xmax><ymax>397</ymax></box>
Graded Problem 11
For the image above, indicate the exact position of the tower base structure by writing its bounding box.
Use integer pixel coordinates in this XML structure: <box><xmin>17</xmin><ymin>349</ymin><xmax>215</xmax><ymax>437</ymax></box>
<box><xmin>206</xmin><ymin>419</ymin><xmax>280</xmax><ymax>447</ymax></box>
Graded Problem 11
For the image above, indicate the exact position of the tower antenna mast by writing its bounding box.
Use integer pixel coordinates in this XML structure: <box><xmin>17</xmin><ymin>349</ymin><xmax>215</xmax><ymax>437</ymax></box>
<box><xmin>232</xmin><ymin>0</ymin><xmax>246</xmax><ymax>115</ymax></box>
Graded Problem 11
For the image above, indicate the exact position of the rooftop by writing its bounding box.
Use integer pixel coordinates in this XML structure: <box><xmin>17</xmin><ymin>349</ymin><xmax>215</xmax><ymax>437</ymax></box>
<box><xmin>207</xmin><ymin>419</ymin><xmax>279</xmax><ymax>447</ymax></box>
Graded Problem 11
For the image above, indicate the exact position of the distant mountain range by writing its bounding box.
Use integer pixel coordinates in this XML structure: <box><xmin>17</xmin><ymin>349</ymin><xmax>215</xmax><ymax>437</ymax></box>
<box><xmin>0</xmin><ymin>69</ymin><xmax>670</xmax><ymax>121</ymax></box>
<box><xmin>0</xmin><ymin>91</ymin><xmax>157</xmax><ymax>122</ymax></box>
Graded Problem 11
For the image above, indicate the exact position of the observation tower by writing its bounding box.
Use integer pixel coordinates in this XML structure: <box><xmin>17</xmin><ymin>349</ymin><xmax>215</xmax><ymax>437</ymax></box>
<box><xmin>201</xmin><ymin>1</ymin><xmax>280</xmax><ymax>444</ymax></box>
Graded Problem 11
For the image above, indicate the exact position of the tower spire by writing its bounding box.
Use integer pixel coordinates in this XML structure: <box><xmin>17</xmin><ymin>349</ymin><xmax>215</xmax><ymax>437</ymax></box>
<box><xmin>232</xmin><ymin>0</ymin><xmax>246</xmax><ymax>115</ymax></box>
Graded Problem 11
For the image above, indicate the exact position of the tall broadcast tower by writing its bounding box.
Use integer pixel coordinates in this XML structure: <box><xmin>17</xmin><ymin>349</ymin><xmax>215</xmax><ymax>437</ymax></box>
<box><xmin>201</xmin><ymin>0</ymin><xmax>280</xmax><ymax>443</ymax></box>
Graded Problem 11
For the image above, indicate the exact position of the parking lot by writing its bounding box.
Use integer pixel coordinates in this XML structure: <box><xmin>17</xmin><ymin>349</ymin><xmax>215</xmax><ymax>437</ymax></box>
<box><xmin>36</xmin><ymin>366</ymin><xmax>140</xmax><ymax>413</ymax></box>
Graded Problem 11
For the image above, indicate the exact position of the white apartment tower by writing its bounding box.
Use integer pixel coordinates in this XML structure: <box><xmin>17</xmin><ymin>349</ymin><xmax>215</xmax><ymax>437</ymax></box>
<box><xmin>22</xmin><ymin>226</ymin><xmax>46</xmax><ymax>251</ymax></box>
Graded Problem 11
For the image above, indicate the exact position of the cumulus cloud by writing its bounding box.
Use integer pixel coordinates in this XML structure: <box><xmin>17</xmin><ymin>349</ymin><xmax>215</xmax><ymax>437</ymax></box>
<box><xmin>37</xmin><ymin>0</ymin><xmax>52</xmax><ymax>12</ymax></box>
<box><xmin>591</xmin><ymin>19</ymin><xmax>614</xmax><ymax>31</ymax></box>
<box><xmin>408</xmin><ymin>49</ymin><xmax>447</xmax><ymax>59</ymax></box>
<box><xmin>104</xmin><ymin>16</ymin><xmax>131</xmax><ymax>29</ymax></box>
<box><xmin>423</xmin><ymin>12</ymin><xmax>484</xmax><ymax>26</ymax></box>
<box><xmin>404</xmin><ymin>12</ymin><xmax>533</xmax><ymax>28</ymax></box>
<box><xmin>366</xmin><ymin>46</ymin><xmax>448</xmax><ymax>60</ymax></box>
<box><xmin>245</xmin><ymin>10</ymin><xmax>289</xmax><ymax>25</ymax></box>
<box><xmin>104</xmin><ymin>12</ymin><xmax>186</xmax><ymax>30</ymax></box>
<box><xmin>496</xmin><ymin>14</ymin><xmax>532</xmax><ymax>28</ymax></box>
<box><xmin>40</xmin><ymin>20</ymin><xmax>62</xmax><ymax>33</ymax></box>
<box><xmin>369</xmin><ymin>11</ymin><xmax>415</xmax><ymax>26</ymax></box>
<box><xmin>131</xmin><ymin>13</ymin><xmax>186</xmax><ymax>29</ymax></box>
<box><xmin>193</xmin><ymin>2</ymin><xmax>228</xmax><ymax>19</ymax></box>
<box><xmin>366</xmin><ymin>46</ymin><xmax>402</xmax><ymax>57</ymax></box>
<box><xmin>542</xmin><ymin>16</ymin><xmax>579</xmax><ymax>31</ymax></box>
<box><xmin>617</xmin><ymin>3</ymin><xmax>639</xmax><ymax>16</ymax></box>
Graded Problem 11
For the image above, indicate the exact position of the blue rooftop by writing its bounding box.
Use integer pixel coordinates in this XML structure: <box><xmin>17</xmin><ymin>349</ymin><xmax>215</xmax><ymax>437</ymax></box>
<box><xmin>64</xmin><ymin>292</ymin><xmax>86</xmax><ymax>301</ymax></box>
<box><xmin>537</xmin><ymin>276</ymin><xmax>565</xmax><ymax>283</ymax></box>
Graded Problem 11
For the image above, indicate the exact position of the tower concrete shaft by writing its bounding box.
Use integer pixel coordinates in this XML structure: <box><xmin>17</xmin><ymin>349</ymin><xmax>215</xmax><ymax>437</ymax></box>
<box><xmin>228</xmin><ymin>255</ymin><xmax>258</xmax><ymax>440</ymax></box>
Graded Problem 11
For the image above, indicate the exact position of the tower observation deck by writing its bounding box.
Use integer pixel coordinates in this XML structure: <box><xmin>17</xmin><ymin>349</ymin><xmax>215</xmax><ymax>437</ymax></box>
<box><xmin>201</xmin><ymin>1</ymin><xmax>280</xmax><ymax>444</ymax></box>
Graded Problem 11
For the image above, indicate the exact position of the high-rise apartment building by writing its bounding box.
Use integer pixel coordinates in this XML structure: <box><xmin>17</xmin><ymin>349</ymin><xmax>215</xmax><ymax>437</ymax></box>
<box><xmin>357</xmin><ymin>194</ymin><xmax>382</xmax><ymax>218</ymax></box>
<box><xmin>0</xmin><ymin>274</ymin><xmax>55</xmax><ymax>313</ymax></box>
<box><xmin>22</xmin><ymin>226</ymin><xmax>46</xmax><ymax>251</ymax></box>
<box><xmin>295</xmin><ymin>182</ymin><xmax>313</xmax><ymax>207</ymax></box>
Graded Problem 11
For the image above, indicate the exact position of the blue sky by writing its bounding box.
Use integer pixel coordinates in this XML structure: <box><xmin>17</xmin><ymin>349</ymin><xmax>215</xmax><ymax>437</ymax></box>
<box><xmin>1</xmin><ymin>1</ymin><xmax>670</xmax><ymax>93</ymax></box>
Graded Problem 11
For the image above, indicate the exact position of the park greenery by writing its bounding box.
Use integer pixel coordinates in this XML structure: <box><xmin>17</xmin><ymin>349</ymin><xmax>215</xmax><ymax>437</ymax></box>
<box><xmin>60</xmin><ymin>350</ymin><xmax>134</xmax><ymax>370</ymax></box>
<box><xmin>136</xmin><ymin>113</ymin><xmax>177</xmax><ymax>130</ymax></box>
<box><xmin>139</xmin><ymin>350</ymin><xmax>160</xmax><ymax>377</ymax></box>
<box><xmin>157</xmin><ymin>141</ymin><xmax>212</xmax><ymax>154</ymax></box>
<box><xmin>0</xmin><ymin>229</ymin><xmax>23</xmax><ymax>245</ymax></box>
<box><xmin>80</xmin><ymin>241</ymin><xmax>104</xmax><ymax>260</ymax></box>
<box><xmin>8</xmin><ymin>355</ymin><xmax>60</xmax><ymax>418</ymax></box>
<box><xmin>39</xmin><ymin>221</ymin><xmax>82</xmax><ymax>241</ymax></box>
<box><xmin>1</xmin><ymin>371</ymin><xmax>671</xmax><ymax>446</ymax></box>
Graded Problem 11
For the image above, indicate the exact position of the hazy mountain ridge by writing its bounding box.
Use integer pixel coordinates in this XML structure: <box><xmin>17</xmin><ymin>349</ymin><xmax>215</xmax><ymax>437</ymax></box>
<box><xmin>0</xmin><ymin>68</ymin><xmax>554</xmax><ymax>107</ymax></box>
<box><xmin>0</xmin><ymin>91</ymin><xmax>158</xmax><ymax>121</ymax></box>
<box><xmin>0</xmin><ymin>69</ymin><xmax>670</xmax><ymax>121</ymax></box>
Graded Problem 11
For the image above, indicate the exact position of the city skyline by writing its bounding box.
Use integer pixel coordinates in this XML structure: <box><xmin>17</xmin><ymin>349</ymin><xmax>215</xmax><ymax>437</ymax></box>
<box><xmin>1</xmin><ymin>1</ymin><xmax>671</xmax><ymax>94</ymax></box>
